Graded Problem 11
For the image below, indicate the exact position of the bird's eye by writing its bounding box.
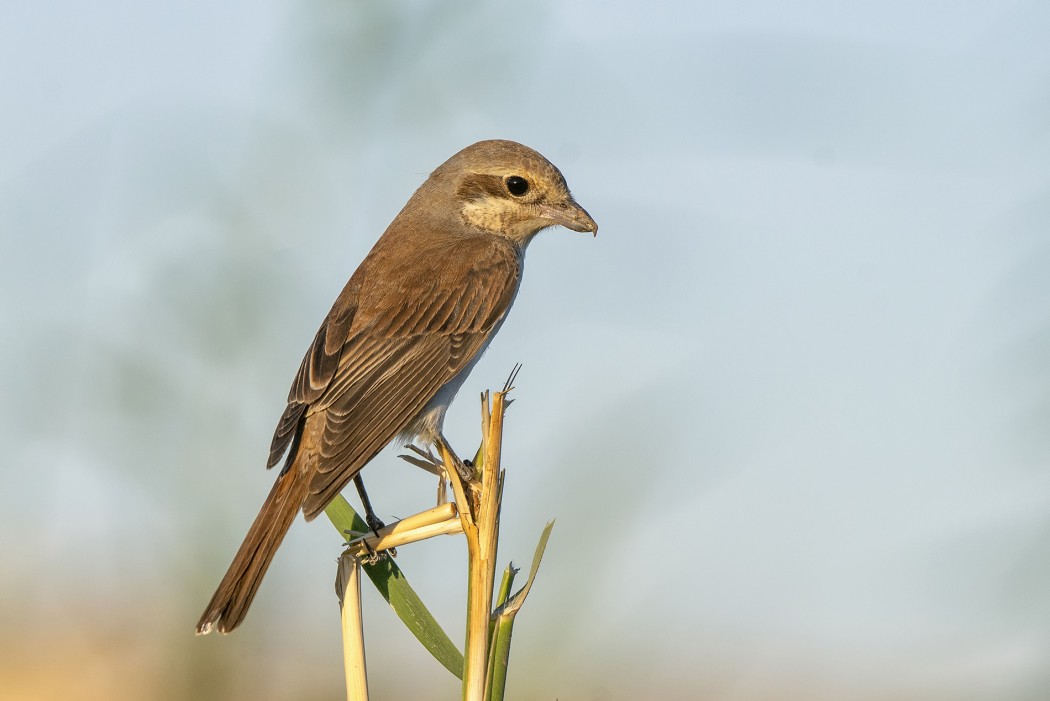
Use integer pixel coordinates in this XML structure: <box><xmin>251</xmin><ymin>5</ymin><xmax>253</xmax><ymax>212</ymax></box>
<box><xmin>505</xmin><ymin>176</ymin><xmax>529</xmax><ymax>196</ymax></box>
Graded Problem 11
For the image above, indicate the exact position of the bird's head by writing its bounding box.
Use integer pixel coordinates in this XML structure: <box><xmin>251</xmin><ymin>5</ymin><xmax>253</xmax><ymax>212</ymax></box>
<box><xmin>431</xmin><ymin>139</ymin><xmax>597</xmax><ymax>244</ymax></box>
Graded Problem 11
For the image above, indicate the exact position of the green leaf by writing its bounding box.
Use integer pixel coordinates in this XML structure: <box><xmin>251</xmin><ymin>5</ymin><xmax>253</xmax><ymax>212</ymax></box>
<box><xmin>486</xmin><ymin>613</ymin><xmax>515</xmax><ymax>701</ymax></box>
<box><xmin>485</xmin><ymin>564</ymin><xmax>519</xmax><ymax>701</ymax></box>
<box><xmin>325</xmin><ymin>495</ymin><xmax>464</xmax><ymax>679</ymax></box>
<box><xmin>487</xmin><ymin>521</ymin><xmax>555</xmax><ymax>701</ymax></box>
<box><xmin>494</xmin><ymin>520</ymin><xmax>555</xmax><ymax>617</ymax></box>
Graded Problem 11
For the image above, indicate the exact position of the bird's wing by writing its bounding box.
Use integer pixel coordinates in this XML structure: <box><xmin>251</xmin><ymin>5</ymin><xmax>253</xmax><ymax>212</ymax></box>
<box><xmin>266</xmin><ymin>280</ymin><xmax>359</xmax><ymax>469</ymax></box>
<box><xmin>270</xmin><ymin>239</ymin><xmax>521</xmax><ymax>519</ymax></box>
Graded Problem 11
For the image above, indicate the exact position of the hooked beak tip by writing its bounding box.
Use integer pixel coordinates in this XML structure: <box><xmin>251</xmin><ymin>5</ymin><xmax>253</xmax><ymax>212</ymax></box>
<box><xmin>537</xmin><ymin>199</ymin><xmax>597</xmax><ymax>236</ymax></box>
<box><xmin>563</xmin><ymin>202</ymin><xmax>598</xmax><ymax>236</ymax></box>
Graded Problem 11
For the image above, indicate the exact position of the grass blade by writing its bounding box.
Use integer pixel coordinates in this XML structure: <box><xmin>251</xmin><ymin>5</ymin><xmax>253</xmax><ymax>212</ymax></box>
<box><xmin>325</xmin><ymin>495</ymin><xmax>464</xmax><ymax>679</ymax></box>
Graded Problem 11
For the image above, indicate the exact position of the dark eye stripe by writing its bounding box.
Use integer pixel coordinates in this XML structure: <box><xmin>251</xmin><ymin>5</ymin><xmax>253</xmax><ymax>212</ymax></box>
<box><xmin>457</xmin><ymin>174</ymin><xmax>508</xmax><ymax>201</ymax></box>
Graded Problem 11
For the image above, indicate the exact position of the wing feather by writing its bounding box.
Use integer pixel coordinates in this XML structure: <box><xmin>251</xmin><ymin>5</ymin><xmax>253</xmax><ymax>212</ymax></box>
<box><xmin>267</xmin><ymin>236</ymin><xmax>522</xmax><ymax>517</ymax></box>
<box><xmin>303</xmin><ymin>335</ymin><xmax>493</xmax><ymax>517</ymax></box>
<box><xmin>267</xmin><ymin>280</ymin><xmax>359</xmax><ymax>468</ymax></box>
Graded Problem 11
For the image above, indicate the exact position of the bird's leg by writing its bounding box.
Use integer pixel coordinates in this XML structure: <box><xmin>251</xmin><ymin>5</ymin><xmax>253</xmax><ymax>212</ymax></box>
<box><xmin>353</xmin><ymin>474</ymin><xmax>385</xmax><ymax>534</ymax></box>
<box><xmin>352</xmin><ymin>474</ymin><xmax>396</xmax><ymax>560</ymax></box>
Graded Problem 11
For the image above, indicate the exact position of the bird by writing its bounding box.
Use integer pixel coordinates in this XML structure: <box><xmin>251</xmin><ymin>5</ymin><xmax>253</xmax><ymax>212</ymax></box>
<box><xmin>196</xmin><ymin>139</ymin><xmax>596</xmax><ymax>634</ymax></box>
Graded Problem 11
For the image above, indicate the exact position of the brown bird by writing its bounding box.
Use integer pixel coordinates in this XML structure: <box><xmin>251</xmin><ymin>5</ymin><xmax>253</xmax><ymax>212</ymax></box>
<box><xmin>197</xmin><ymin>139</ymin><xmax>596</xmax><ymax>634</ymax></box>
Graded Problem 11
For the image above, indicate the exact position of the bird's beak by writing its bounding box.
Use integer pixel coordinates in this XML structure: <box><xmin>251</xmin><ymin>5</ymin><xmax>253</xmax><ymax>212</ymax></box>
<box><xmin>540</xmin><ymin>199</ymin><xmax>598</xmax><ymax>236</ymax></box>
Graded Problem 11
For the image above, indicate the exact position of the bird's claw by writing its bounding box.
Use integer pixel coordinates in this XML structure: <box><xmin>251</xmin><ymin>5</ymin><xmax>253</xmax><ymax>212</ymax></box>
<box><xmin>455</xmin><ymin>456</ymin><xmax>477</xmax><ymax>483</ymax></box>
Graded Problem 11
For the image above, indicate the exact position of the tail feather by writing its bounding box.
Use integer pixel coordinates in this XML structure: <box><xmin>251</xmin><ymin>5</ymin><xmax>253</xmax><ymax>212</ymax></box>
<box><xmin>196</xmin><ymin>469</ymin><xmax>308</xmax><ymax>635</ymax></box>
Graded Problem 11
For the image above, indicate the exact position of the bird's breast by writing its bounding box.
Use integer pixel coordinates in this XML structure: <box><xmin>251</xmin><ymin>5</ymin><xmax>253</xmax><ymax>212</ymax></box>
<box><xmin>400</xmin><ymin>276</ymin><xmax>521</xmax><ymax>445</ymax></box>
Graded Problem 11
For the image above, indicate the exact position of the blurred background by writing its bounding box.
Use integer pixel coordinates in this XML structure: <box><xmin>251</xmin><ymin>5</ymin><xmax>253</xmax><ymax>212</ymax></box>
<box><xmin>2</xmin><ymin>1</ymin><xmax>1049</xmax><ymax>699</ymax></box>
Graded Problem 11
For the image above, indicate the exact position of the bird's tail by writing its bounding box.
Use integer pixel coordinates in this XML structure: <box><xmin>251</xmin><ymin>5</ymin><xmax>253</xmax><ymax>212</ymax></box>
<box><xmin>196</xmin><ymin>469</ymin><xmax>308</xmax><ymax>635</ymax></box>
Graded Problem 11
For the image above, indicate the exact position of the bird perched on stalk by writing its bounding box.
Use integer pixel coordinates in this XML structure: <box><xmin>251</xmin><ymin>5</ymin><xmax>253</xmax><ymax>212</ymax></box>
<box><xmin>197</xmin><ymin>139</ymin><xmax>597</xmax><ymax>634</ymax></box>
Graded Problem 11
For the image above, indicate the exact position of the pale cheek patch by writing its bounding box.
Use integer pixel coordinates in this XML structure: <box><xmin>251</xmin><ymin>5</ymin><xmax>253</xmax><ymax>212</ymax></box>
<box><xmin>461</xmin><ymin>198</ymin><xmax>518</xmax><ymax>233</ymax></box>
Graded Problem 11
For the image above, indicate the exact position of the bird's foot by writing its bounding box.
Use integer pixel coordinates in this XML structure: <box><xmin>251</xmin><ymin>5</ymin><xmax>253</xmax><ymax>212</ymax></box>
<box><xmin>365</xmin><ymin>512</ymin><xmax>386</xmax><ymax>535</ymax></box>
<box><xmin>455</xmin><ymin>457</ymin><xmax>477</xmax><ymax>483</ymax></box>
<box><xmin>353</xmin><ymin>474</ymin><xmax>396</xmax><ymax>558</ymax></box>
